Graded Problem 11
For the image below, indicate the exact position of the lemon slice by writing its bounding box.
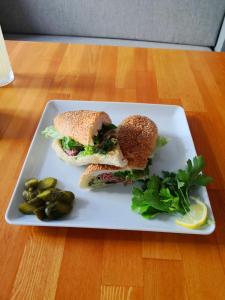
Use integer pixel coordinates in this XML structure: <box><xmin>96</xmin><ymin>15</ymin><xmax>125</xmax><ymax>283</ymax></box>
<box><xmin>175</xmin><ymin>199</ymin><xmax>208</xmax><ymax>229</ymax></box>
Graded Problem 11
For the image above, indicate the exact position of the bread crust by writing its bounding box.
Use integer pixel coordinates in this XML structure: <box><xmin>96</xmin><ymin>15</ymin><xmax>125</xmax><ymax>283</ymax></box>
<box><xmin>54</xmin><ymin>110</ymin><xmax>111</xmax><ymax>145</ymax></box>
<box><xmin>118</xmin><ymin>115</ymin><xmax>158</xmax><ymax>169</ymax></box>
<box><xmin>52</xmin><ymin>140</ymin><xmax>127</xmax><ymax>167</ymax></box>
<box><xmin>83</xmin><ymin>164</ymin><xmax>121</xmax><ymax>174</ymax></box>
<box><xmin>80</xmin><ymin>164</ymin><xmax>128</xmax><ymax>188</ymax></box>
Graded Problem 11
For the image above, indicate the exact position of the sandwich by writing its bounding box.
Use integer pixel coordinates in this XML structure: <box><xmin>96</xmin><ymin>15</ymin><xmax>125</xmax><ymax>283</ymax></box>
<box><xmin>42</xmin><ymin>110</ymin><xmax>127</xmax><ymax>167</ymax></box>
<box><xmin>80</xmin><ymin>115</ymin><xmax>158</xmax><ymax>188</ymax></box>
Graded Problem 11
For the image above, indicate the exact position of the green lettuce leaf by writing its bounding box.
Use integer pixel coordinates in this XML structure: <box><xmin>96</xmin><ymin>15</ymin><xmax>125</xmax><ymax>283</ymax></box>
<box><xmin>41</xmin><ymin>126</ymin><xmax>64</xmax><ymax>139</ymax></box>
<box><xmin>61</xmin><ymin>136</ymin><xmax>83</xmax><ymax>150</ymax></box>
<box><xmin>156</xmin><ymin>136</ymin><xmax>168</xmax><ymax>149</ymax></box>
<box><xmin>79</xmin><ymin>145</ymin><xmax>96</xmax><ymax>156</ymax></box>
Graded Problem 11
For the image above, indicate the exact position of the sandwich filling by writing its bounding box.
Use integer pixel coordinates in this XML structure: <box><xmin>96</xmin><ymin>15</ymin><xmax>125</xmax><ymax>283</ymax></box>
<box><xmin>42</xmin><ymin>124</ymin><xmax>118</xmax><ymax>157</ymax></box>
<box><xmin>88</xmin><ymin>160</ymin><xmax>151</xmax><ymax>188</ymax></box>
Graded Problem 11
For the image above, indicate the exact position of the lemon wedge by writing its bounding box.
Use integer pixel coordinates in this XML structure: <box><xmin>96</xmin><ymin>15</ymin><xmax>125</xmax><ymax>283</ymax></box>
<box><xmin>175</xmin><ymin>199</ymin><xmax>208</xmax><ymax>229</ymax></box>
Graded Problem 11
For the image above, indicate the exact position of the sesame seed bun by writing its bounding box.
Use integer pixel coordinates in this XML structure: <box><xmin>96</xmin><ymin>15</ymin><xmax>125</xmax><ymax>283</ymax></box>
<box><xmin>118</xmin><ymin>115</ymin><xmax>158</xmax><ymax>169</ymax></box>
<box><xmin>54</xmin><ymin>110</ymin><xmax>112</xmax><ymax>145</ymax></box>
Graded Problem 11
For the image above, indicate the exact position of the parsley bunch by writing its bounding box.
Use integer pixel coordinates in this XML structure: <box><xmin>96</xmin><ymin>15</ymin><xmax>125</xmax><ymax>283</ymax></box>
<box><xmin>131</xmin><ymin>156</ymin><xmax>213</xmax><ymax>219</ymax></box>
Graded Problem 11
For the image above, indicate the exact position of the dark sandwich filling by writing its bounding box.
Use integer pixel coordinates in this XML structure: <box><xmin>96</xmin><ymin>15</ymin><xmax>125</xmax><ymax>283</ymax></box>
<box><xmin>60</xmin><ymin>137</ymin><xmax>84</xmax><ymax>156</ymax></box>
<box><xmin>88</xmin><ymin>160</ymin><xmax>151</xmax><ymax>187</ymax></box>
<box><xmin>42</xmin><ymin>124</ymin><xmax>118</xmax><ymax>157</ymax></box>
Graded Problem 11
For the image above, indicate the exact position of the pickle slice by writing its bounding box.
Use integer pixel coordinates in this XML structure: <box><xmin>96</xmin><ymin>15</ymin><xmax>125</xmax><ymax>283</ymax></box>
<box><xmin>28</xmin><ymin>197</ymin><xmax>45</xmax><ymax>208</ymax></box>
<box><xmin>45</xmin><ymin>201</ymin><xmax>72</xmax><ymax>220</ymax></box>
<box><xmin>54</xmin><ymin>191</ymin><xmax>75</xmax><ymax>205</ymax></box>
<box><xmin>38</xmin><ymin>177</ymin><xmax>57</xmax><ymax>190</ymax></box>
<box><xmin>19</xmin><ymin>202</ymin><xmax>35</xmax><ymax>214</ymax></box>
<box><xmin>34</xmin><ymin>207</ymin><xmax>46</xmax><ymax>220</ymax></box>
<box><xmin>24</xmin><ymin>178</ymin><xmax>39</xmax><ymax>190</ymax></box>
<box><xmin>19</xmin><ymin>177</ymin><xmax>75</xmax><ymax>221</ymax></box>
<box><xmin>37</xmin><ymin>190</ymin><xmax>52</xmax><ymax>201</ymax></box>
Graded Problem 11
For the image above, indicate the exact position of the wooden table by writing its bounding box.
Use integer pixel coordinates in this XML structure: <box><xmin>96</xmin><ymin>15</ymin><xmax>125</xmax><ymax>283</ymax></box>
<box><xmin>1</xmin><ymin>41</ymin><xmax>225</xmax><ymax>300</ymax></box>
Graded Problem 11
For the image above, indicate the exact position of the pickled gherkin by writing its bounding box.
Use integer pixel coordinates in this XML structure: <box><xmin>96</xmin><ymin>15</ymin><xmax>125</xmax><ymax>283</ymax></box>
<box><xmin>54</xmin><ymin>191</ymin><xmax>75</xmax><ymax>205</ymax></box>
<box><xmin>19</xmin><ymin>202</ymin><xmax>35</xmax><ymax>214</ymax></box>
<box><xmin>23</xmin><ymin>190</ymin><xmax>38</xmax><ymax>201</ymax></box>
<box><xmin>63</xmin><ymin>191</ymin><xmax>75</xmax><ymax>202</ymax></box>
<box><xmin>19</xmin><ymin>177</ymin><xmax>75</xmax><ymax>221</ymax></box>
<box><xmin>28</xmin><ymin>197</ymin><xmax>45</xmax><ymax>208</ymax></box>
<box><xmin>38</xmin><ymin>177</ymin><xmax>57</xmax><ymax>190</ymax></box>
<box><xmin>24</xmin><ymin>178</ymin><xmax>39</xmax><ymax>190</ymax></box>
<box><xmin>46</xmin><ymin>201</ymin><xmax>73</xmax><ymax>220</ymax></box>
<box><xmin>34</xmin><ymin>207</ymin><xmax>46</xmax><ymax>220</ymax></box>
<box><xmin>37</xmin><ymin>190</ymin><xmax>52</xmax><ymax>201</ymax></box>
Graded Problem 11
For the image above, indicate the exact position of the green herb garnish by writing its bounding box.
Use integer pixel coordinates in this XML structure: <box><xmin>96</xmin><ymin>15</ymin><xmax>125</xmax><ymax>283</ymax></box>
<box><xmin>131</xmin><ymin>156</ymin><xmax>213</xmax><ymax>219</ymax></box>
<box><xmin>93</xmin><ymin>124</ymin><xmax>117</xmax><ymax>144</ymax></box>
<box><xmin>93</xmin><ymin>124</ymin><xmax>117</xmax><ymax>154</ymax></box>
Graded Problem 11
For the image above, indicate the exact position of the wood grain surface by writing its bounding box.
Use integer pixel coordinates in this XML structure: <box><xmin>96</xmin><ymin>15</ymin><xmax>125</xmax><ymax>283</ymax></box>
<box><xmin>0</xmin><ymin>41</ymin><xmax>225</xmax><ymax>300</ymax></box>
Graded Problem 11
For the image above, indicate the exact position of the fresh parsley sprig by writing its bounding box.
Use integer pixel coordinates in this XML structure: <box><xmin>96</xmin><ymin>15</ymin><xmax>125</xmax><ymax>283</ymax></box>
<box><xmin>131</xmin><ymin>156</ymin><xmax>213</xmax><ymax>218</ymax></box>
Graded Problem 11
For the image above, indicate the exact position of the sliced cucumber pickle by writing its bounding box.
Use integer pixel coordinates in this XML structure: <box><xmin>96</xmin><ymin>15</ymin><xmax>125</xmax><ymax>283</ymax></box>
<box><xmin>38</xmin><ymin>177</ymin><xmax>57</xmax><ymax>190</ymax></box>
<box><xmin>61</xmin><ymin>191</ymin><xmax>75</xmax><ymax>205</ymax></box>
<box><xmin>28</xmin><ymin>197</ymin><xmax>45</xmax><ymax>208</ymax></box>
<box><xmin>19</xmin><ymin>202</ymin><xmax>35</xmax><ymax>214</ymax></box>
<box><xmin>54</xmin><ymin>191</ymin><xmax>75</xmax><ymax>205</ymax></box>
<box><xmin>34</xmin><ymin>207</ymin><xmax>46</xmax><ymax>220</ymax></box>
<box><xmin>19</xmin><ymin>177</ymin><xmax>75</xmax><ymax>221</ymax></box>
<box><xmin>46</xmin><ymin>201</ymin><xmax>72</xmax><ymax>220</ymax></box>
<box><xmin>24</xmin><ymin>178</ymin><xmax>39</xmax><ymax>190</ymax></box>
<box><xmin>37</xmin><ymin>190</ymin><xmax>52</xmax><ymax>201</ymax></box>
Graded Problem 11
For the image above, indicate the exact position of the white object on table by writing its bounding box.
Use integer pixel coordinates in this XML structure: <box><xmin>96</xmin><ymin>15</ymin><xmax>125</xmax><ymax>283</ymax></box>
<box><xmin>0</xmin><ymin>25</ymin><xmax>14</xmax><ymax>87</ymax></box>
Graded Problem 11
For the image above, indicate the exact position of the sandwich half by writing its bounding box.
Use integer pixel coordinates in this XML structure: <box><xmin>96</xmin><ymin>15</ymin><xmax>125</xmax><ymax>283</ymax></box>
<box><xmin>80</xmin><ymin>115</ymin><xmax>158</xmax><ymax>188</ymax></box>
<box><xmin>42</xmin><ymin>110</ymin><xmax>127</xmax><ymax>167</ymax></box>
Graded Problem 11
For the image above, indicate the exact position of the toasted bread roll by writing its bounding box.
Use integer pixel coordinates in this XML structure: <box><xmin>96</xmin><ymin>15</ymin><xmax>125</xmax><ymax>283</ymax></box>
<box><xmin>118</xmin><ymin>115</ymin><xmax>158</xmax><ymax>169</ymax></box>
<box><xmin>80</xmin><ymin>115</ymin><xmax>158</xmax><ymax>188</ymax></box>
<box><xmin>54</xmin><ymin>110</ymin><xmax>111</xmax><ymax>145</ymax></box>
<box><xmin>52</xmin><ymin>140</ymin><xmax>127</xmax><ymax>167</ymax></box>
<box><xmin>79</xmin><ymin>163</ymin><xmax>148</xmax><ymax>188</ymax></box>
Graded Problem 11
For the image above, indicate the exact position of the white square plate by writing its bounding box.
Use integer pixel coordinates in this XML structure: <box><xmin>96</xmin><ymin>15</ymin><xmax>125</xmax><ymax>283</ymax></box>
<box><xmin>5</xmin><ymin>100</ymin><xmax>215</xmax><ymax>234</ymax></box>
